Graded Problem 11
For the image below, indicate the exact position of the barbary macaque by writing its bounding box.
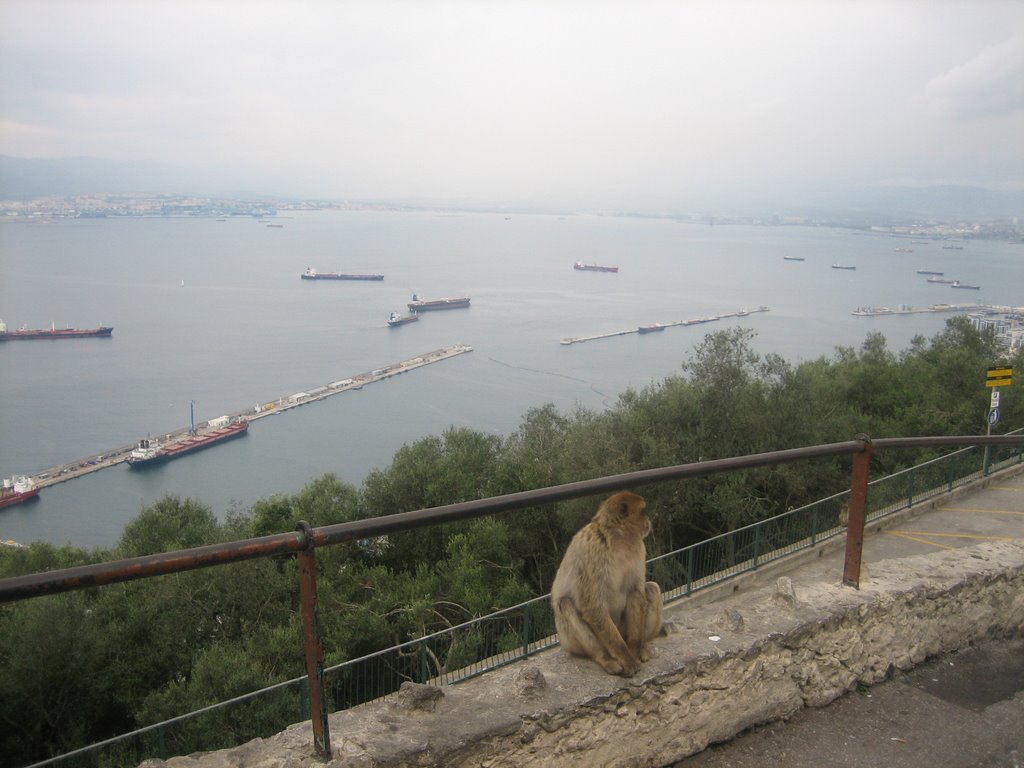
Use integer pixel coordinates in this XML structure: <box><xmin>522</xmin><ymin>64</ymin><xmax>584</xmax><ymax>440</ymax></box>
<box><xmin>551</xmin><ymin>491</ymin><xmax>663</xmax><ymax>675</ymax></box>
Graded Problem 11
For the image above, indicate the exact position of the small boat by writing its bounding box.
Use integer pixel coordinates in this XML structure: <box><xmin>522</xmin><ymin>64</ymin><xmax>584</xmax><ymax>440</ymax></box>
<box><xmin>951</xmin><ymin>281</ymin><xmax>981</xmax><ymax>290</ymax></box>
<box><xmin>894</xmin><ymin>247</ymin><xmax>913</xmax><ymax>253</ymax></box>
<box><xmin>638</xmin><ymin>323</ymin><xmax>666</xmax><ymax>334</ymax></box>
<box><xmin>387</xmin><ymin>311</ymin><xmax>420</xmax><ymax>327</ymax></box>
<box><xmin>407</xmin><ymin>294</ymin><xmax>471</xmax><ymax>311</ymax></box>
<box><xmin>831</xmin><ymin>264</ymin><xmax>856</xmax><ymax>270</ymax></box>
<box><xmin>0</xmin><ymin>476</ymin><xmax>39</xmax><ymax>510</ymax></box>
<box><xmin>783</xmin><ymin>256</ymin><xmax>805</xmax><ymax>261</ymax></box>
<box><xmin>302</xmin><ymin>267</ymin><xmax>384</xmax><ymax>281</ymax></box>
<box><xmin>573</xmin><ymin>261</ymin><xmax>619</xmax><ymax>273</ymax></box>
<box><xmin>916</xmin><ymin>270</ymin><xmax>944</xmax><ymax>276</ymax></box>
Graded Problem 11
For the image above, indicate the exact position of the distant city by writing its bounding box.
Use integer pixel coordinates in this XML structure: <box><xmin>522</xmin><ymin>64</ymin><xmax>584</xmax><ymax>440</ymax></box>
<box><xmin>1</xmin><ymin>191</ymin><xmax>1022</xmax><ymax>243</ymax></box>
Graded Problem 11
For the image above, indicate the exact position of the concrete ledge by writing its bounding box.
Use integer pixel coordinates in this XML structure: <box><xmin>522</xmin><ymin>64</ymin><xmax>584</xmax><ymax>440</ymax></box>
<box><xmin>144</xmin><ymin>538</ymin><xmax>1024</xmax><ymax>768</ymax></box>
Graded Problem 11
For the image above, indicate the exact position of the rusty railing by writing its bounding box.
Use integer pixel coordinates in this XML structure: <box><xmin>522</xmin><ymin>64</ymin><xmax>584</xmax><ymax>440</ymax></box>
<box><xmin>1</xmin><ymin>433</ymin><xmax>1022</xmax><ymax>763</ymax></box>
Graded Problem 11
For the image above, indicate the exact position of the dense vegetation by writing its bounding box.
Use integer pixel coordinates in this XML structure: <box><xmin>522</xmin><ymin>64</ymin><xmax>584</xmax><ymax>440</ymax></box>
<box><xmin>1</xmin><ymin>318</ymin><xmax>1020</xmax><ymax>764</ymax></box>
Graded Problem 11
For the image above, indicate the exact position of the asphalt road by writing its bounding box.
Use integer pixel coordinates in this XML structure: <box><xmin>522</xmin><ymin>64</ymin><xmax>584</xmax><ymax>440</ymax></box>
<box><xmin>671</xmin><ymin>621</ymin><xmax>1024</xmax><ymax>767</ymax></box>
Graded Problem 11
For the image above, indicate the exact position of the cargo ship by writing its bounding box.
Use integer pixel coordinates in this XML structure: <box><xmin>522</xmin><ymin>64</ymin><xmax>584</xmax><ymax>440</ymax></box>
<box><xmin>831</xmin><ymin>264</ymin><xmax>856</xmax><ymax>270</ymax></box>
<box><xmin>783</xmin><ymin>256</ymin><xmax>805</xmax><ymax>261</ymax></box>
<box><xmin>573</xmin><ymin>261</ymin><xmax>619</xmax><ymax>273</ymax></box>
<box><xmin>638</xmin><ymin>323</ymin><xmax>666</xmax><ymax>334</ymax></box>
<box><xmin>0</xmin><ymin>476</ymin><xmax>39</xmax><ymax>509</ymax></box>
<box><xmin>894</xmin><ymin>247</ymin><xmax>913</xmax><ymax>253</ymax></box>
<box><xmin>0</xmin><ymin>320</ymin><xmax>113</xmax><ymax>340</ymax></box>
<box><xmin>127</xmin><ymin>418</ymin><xmax>249</xmax><ymax>468</ymax></box>
<box><xmin>951</xmin><ymin>281</ymin><xmax>981</xmax><ymax>290</ymax></box>
<box><xmin>387</xmin><ymin>311</ymin><xmax>420</xmax><ymax>327</ymax></box>
<box><xmin>407</xmin><ymin>294</ymin><xmax>471</xmax><ymax>311</ymax></box>
<box><xmin>927</xmin><ymin>277</ymin><xmax>956</xmax><ymax>284</ymax></box>
<box><xmin>917</xmin><ymin>270</ymin><xmax>944</xmax><ymax>275</ymax></box>
<box><xmin>302</xmin><ymin>267</ymin><xmax>384</xmax><ymax>281</ymax></box>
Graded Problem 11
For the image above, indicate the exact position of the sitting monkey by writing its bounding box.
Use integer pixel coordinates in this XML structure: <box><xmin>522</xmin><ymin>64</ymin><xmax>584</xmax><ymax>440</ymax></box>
<box><xmin>551</xmin><ymin>491</ymin><xmax>663</xmax><ymax>676</ymax></box>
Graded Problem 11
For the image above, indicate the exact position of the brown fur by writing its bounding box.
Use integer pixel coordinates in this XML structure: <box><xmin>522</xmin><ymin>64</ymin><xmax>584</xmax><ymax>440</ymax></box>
<box><xmin>550</xmin><ymin>491</ymin><xmax>663</xmax><ymax>676</ymax></box>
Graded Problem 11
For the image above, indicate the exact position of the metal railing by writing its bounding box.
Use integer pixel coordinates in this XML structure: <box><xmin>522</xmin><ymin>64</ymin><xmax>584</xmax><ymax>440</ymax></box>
<box><xmin>2</xmin><ymin>433</ymin><xmax>1023</xmax><ymax>766</ymax></box>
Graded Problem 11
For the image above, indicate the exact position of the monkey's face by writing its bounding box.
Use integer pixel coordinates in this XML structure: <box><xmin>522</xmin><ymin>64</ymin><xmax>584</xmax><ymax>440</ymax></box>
<box><xmin>604</xmin><ymin>492</ymin><xmax>651</xmax><ymax>539</ymax></box>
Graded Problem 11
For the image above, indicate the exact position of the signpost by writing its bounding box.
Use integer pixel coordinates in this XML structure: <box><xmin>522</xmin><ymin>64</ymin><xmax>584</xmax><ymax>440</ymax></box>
<box><xmin>983</xmin><ymin>366</ymin><xmax>1012</xmax><ymax>475</ymax></box>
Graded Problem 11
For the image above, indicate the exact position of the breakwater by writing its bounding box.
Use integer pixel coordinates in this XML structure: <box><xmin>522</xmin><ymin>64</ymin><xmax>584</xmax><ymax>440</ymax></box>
<box><xmin>30</xmin><ymin>345</ymin><xmax>473</xmax><ymax>490</ymax></box>
<box><xmin>560</xmin><ymin>306</ymin><xmax>769</xmax><ymax>346</ymax></box>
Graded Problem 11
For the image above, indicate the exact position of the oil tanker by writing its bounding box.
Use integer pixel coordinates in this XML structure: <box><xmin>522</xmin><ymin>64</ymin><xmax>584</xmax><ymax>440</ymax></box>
<box><xmin>127</xmin><ymin>419</ymin><xmax>249</xmax><ymax>468</ymax></box>
<box><xmin>302</xmin><ymin>267</ymin><xmax>384</xmax><ymax>281</ymax></box>
<box><xmin>573</xmin><ymin>261</ymin><xmax>619</xmax><ymax>273</ymax></box>
<box><xmin>407</xmin><ymin>294</ymin><xmax>471</xmax><ymax>311</ymax></box>
<box><xmin>0</xmin><ymin>320</ymin><xmax>113</xmax><ymax>340</ymax></box>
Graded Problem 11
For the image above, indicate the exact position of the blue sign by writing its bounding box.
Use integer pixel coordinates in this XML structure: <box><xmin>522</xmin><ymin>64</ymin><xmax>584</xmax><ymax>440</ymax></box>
<box><xmin>989</xmin><ymin>407</ymin><xmax>1001</xmax><ymax>426</ymax></box>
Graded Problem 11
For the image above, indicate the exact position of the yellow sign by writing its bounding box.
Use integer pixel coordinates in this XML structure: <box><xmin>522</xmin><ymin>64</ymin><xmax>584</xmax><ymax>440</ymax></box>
<box><xmin>986</xmin><ymin>366</ymin><xmax>1012</xmax><ymax>388</ymax></box>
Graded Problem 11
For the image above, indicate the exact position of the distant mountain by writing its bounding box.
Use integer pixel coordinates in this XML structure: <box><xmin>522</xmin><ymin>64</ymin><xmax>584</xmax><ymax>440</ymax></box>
<box><xmin>0</xmin><ymin>155</ymin><xmax>210</xmax><ymax>199</ymax></box>
<box><xmin>796</xmin><ymin>184</ymin><xmax>1024</xmax><ymax>223</ymax></box>
<box><xmin>2</xmin><ymin>155</ymin><xmax>1022</xmax><ymax>222</ymax></box>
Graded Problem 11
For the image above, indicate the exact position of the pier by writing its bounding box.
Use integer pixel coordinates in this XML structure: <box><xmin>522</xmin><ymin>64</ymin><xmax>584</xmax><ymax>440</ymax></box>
<box><xmin>28</xmin><ymin>345</ymin><xmax>473</xmax><ymax>490</ymax></box>
<box><xmin>560</xmin><ymin>307</ymin><xmax>769</xmax><ymax>346</ymax></box>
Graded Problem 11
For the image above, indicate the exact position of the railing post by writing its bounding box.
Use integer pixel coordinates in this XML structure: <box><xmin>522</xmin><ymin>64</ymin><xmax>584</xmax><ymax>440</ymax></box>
<box><xmin>522</xmin><ymin>604</ymin><xmax>531</xmax><ymax>659</ymax></box>
<box><xmin>843</xmin><ymin>436</ymin><xmax>873</xmax><ymax>589</ymax></box>
<box><xmin>296</xmin><ymin>521</ymin><xmax>331</xmax><ymax>761</ymax></box>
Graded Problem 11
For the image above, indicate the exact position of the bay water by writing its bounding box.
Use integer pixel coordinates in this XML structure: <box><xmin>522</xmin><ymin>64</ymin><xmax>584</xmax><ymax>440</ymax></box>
<box><xmin>1</xmin><ymin>211</ymin><xmax>1020</xmax><ymax>548</ymax></box>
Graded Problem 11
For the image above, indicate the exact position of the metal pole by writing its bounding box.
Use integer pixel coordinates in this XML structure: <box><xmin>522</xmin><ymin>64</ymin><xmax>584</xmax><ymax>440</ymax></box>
<box><xmin>843</xmin><ymin>436</ymin><xmax>873</xmax><ymax>589</ymax></box>
<box><xmin>983</xmin><ymin>386</ymin><xmax>997</xmax><ymax>475</ymax></box>
<box><xmin>296</xmin><ymin>521</ymin><xmax>331</xmax><ymax>760</ymax></box>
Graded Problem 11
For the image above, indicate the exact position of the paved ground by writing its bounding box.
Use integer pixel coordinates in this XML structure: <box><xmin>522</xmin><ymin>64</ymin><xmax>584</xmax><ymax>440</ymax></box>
<box><xmin>671</xmin><ymin>465</ymin><xmax>1024</xmax><ymax>768</ymax></box>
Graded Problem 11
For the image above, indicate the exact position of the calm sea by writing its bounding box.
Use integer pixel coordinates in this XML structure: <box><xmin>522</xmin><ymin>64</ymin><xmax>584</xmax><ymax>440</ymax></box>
<box><xmin>1</xmin><ymin>211</ymin><xmax>1021</xmax><ymax>548</ymax></box>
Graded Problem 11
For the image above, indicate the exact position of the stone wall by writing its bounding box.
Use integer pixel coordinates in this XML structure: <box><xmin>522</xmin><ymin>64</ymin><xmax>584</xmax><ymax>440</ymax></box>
<box><xmin>143</xmin><ymin>537</ymin><xmax>1024</xmax><ymax>768</ymax></box>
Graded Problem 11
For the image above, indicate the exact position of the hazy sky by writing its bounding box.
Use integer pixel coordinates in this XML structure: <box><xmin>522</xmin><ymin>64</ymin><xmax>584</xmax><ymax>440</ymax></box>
<box><xmin>1</xmin><ymin>1</ymin><xmax>1022</xmax><ymax>209</ymax></box>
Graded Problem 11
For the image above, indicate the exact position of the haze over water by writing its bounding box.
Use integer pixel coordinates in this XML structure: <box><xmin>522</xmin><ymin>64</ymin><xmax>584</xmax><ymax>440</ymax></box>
<box><xmin>1</xmin><ymin>211</ymin><xmax>1021</xmax><ymax>548</ymax></box>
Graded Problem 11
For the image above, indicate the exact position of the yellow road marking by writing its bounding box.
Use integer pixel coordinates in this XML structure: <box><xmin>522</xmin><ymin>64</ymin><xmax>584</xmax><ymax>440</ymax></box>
<box><xmin>937</xmin><ymin>507</ymin><xmax>1024</xmax><ymax>516</ymax></box>
<box><xmin>889</xmin><ymin>530</ymin><xmax>1019</xmax><ymax>541</ymax></box>
<box><xmin>991</xmin><ymin>486</ymin><xmax>1024</xmax><ymax>492</ymax></box>
<box><xmin>884</xmin><ymin>531</ymin><xmax>955</xmax><ymax>550</ymax></box>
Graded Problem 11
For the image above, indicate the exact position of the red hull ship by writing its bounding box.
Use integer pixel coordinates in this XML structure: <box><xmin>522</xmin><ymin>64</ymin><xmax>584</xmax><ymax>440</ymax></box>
<box><xmin>0</xmin><ymin>476</ymin><xmax>39</xmax><ymax>509</ymax></box>
<box><xmin>0</xmin><ymin>320</ymin><xmax>113</xmax><ymax>340</ymax></box>
<box><xmin>127</xmin><ymin>420</ymin><xmax>249</xmax><ymax>468</ymax></box>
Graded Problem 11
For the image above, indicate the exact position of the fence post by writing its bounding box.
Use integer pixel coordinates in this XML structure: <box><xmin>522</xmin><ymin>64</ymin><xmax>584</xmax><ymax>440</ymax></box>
<box><xmin>523</xmin><ymin>604</ymin><xmax>531</xmax><ymax>659</ymax></box>
<box><xmin>843</xmin><ymin>436</ymin><xmax>873</xmax><ymax>589</ymax></box>
<box><xmin>296</xmin><ymin>521</ymin><xmax>332</xmax><ymax>760</ymax></box>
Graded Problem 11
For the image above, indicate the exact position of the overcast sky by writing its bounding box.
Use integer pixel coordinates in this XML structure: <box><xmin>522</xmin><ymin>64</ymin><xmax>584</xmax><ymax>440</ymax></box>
<box><xmin>1</xmin><ymin>1</ymin><xmax>1022</xmax><ymax>209</ymax></box>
